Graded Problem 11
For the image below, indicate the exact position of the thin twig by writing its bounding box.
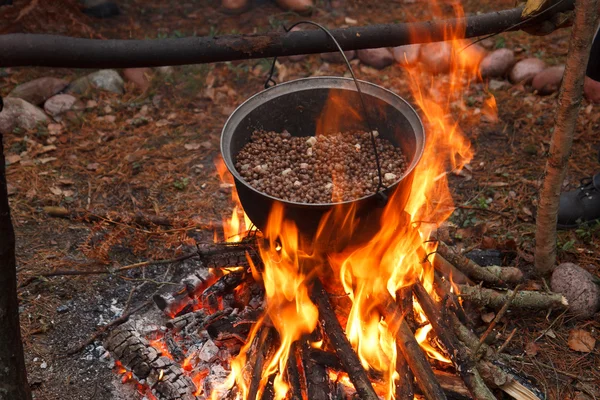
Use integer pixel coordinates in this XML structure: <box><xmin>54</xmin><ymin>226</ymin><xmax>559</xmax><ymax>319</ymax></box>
<box><xmin>474</xmin><ymin>284</ymin><xmax>521</xmax><ymax>358</ymax></box>
<box><xmin>496</xmin><ymin>327</ymin><xmax>517</xmax><ymax>355</ymax></box>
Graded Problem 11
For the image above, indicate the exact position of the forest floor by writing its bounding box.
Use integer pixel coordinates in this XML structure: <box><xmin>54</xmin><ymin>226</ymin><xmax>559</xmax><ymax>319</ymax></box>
<box><xmin>1</xmin><ymin>0</ymin><xmax>599</xmax><ymax>399</ymax></box>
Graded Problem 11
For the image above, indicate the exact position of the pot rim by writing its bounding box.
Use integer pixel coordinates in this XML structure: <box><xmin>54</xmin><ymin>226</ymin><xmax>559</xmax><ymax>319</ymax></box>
<box><xmin>220</xmin><ymin>76</ymin><xmax>425</xmax><ymax>208</ymax></box>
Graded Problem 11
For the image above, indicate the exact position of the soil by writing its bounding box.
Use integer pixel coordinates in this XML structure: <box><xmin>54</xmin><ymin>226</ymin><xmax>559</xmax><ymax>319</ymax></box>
<box><xmin>1</xmin><ymin>0</ymin><xmax>599</xmax><ymax>399</ymax></box>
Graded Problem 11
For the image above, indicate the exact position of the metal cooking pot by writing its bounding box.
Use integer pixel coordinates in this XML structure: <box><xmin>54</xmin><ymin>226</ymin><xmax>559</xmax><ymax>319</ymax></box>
<box><xmin>221</xmin><ymin>76</ymin><xmax>425</xmax><ymax>238</ymax></box>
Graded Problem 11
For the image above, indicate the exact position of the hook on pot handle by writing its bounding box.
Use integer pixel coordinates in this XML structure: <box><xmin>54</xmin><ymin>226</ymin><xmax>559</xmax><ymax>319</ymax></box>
<box><xmin>263</xmin><ymin>21</ymin><xmax>388</xmax><ymax>204</ymax></box>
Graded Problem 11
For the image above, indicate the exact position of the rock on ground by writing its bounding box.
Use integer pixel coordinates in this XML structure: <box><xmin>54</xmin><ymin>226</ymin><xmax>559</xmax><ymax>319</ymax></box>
<box><xmin>509</xmin><ymin>57</ymin><xmax>546</xmax><ymax>84</ymax></box>
<box><xmin>44</xmin><ymin>94</ymin><xmax>85</xmax><ymax>118</ymax></box>
<box><xmin>220</xmin><ymin>0</ymin><xmax>250</xmax><ymax>14</ymax></box>
<box><xmin>357</xmin><ymin>48</ymin><xmax>394</xmax><ymax>70</ymax></box>
<box><xmin>479</xmin><ymin>48</ymin><xmax>515</xmax><ymax>79</ymax></box>
<box><xmin>584</xmin><ymin>77</ymin><xmax>600</xmax><ymax>103</ymax></box>
<box><xmin>0</xmin><ymin>97</ymin><xmax>49</xmax><ymax>134</ymax></box>
<box><xmin>8</xmin><ymin>77</ymin><xmax>69</xmax><ymax>105</ymax></box>
<box><xmin>321</xmin><ymin>50</ymin><xmax>356</xmax><ymax>64</ymax></box>
<box><xmin>275</xmin><ymin>0</ymin><xmax>313</xmax><ymax>13</ymax></box>
<box><xmin>419</xmin><ymin>42</ymin><xmax>452</xmax><ymax>74</ymax></box>
<box><xmin>392</xmin><ymin>44</ymin><xmax>420</xmax><ymax>66</ymax></box>
<box><xmin>123</xmin><ymin>68</ymin><xmax>152</xmax><ymax>91</ymax></box>
<box><xmin>551</xmin><ymin>262</ymin><xmax>600</xmax><ymax>319</ymax></box>
<box><xmin>67</xmin><ymin>69</ymin><xmax>125</xmax><ymax>95</ymax></box>
<box><xmin>532</xmin><ymin>65</ymin><xmax>565</xmax><ymax>95</ymax></box>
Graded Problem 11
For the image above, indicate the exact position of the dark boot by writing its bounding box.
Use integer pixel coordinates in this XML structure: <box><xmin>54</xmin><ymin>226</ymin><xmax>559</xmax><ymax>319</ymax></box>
<box><xmin>81</xmin><ymin>0</ymin><xmax>119</xmax><ymax>18</ymax></box>
<box><xmin>557</xmin><ymin>173</ymin><xmax>600</xmax><ymax>229</ymax></box>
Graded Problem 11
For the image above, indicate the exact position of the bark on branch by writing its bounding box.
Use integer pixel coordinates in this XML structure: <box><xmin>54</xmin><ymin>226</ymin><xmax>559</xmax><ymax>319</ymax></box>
<box><xmin>458</xmin><ymin>284</ymin><xmax>568</xmax><ymax>310</ymax></box>
<box><xmin>0</xmin><ymin>1</ymin><xmax>575</xmax><ymax>68</ymax></box>
<box><xmin>535</xmin><ymin>0</ymin><xmax>600</xmax><ymax>274</ymax></box>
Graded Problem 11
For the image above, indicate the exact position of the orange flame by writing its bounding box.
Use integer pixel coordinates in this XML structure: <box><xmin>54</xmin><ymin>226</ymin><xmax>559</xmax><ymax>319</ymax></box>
<box><xmin>215</xmin><ymin>156</ymin><xmax>253</xmax><ymax>243</ymax></box>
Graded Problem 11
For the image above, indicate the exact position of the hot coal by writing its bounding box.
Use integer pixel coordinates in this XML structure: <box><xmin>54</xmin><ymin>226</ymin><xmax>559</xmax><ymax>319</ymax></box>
<box><xmin>235</xmin><ymin>130</ymin><xmax>407</xmax><ymax>203</ymax></box>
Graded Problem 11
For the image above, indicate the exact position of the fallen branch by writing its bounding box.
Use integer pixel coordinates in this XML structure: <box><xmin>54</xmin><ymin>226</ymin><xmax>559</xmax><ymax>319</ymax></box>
<box><xmin>437</xmin><ymin>242</ymin><xmax>523</xmax><ymax>285</ymax></box>
<box><xmin>0</xmin><ymin>1</ymin><xmax>576</xmax><ymax>68</ymax></box>
<box><xmin>458</xmin><ymin>285</ymin><xmax>568</xmax><ymax>310</ymax></box>
<box><xmin>413</xmin><ymin>283</ymin><xmax>496</xmax><ymax>400</ymax></box>
<box><xmin>310</xmin><ymin>279</ymin><xmax>379</xmax><ymax>400</ymax></box>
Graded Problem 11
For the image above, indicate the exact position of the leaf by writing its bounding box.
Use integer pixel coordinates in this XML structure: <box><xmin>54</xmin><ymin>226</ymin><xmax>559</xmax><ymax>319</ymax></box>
<box><xmin>522</xmin><ymin>0</ymin><xmax>549</xmax><ymax>18</ymax></box>
<box><xmin>49</xmin><ymin>187</ymin><xmax>63</xmax><ymax>196</ymax></box>
<box><xmin>525</xmin><ymin>341</ymin><xmax>539</xmax><ymax>356</ymax></box>
<box><xmin>184</xmin><ymin>143</ymin><xmax>201</xmax><ymax>151</ymax></box>
<box><xmin>568</xmin><ymin>329</ymin><xmax>596</xmax><ymax>353</ymax></box>
<box><xmin>6</xmin><ymin>154</ymin><xmax>21</xmax><ymax>165</ymax></box>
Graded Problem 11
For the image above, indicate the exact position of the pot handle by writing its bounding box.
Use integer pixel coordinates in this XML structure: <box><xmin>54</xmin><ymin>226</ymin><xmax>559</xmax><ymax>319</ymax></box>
<box><xmin>263</xmin><ymin>21</ymin><xmax>388</xmax><ymax>204</ymax></box>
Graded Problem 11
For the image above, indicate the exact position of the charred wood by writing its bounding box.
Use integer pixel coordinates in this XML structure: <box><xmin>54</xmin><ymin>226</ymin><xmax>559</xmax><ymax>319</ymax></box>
<box><xmin>413</xmin><ymin>283</ymin><xmax>496</xmax><ymax>400</ymax></box>
<box><xmin>395</xmin><ymin>287</ymin><xmax>414</xmax><ymax>400</ymax></box>
<box><xmin>248</xmin><ymin>326</ymin><xmax>274</xmax><ymax>400</ymax></box>
<box><xmin>378</xmin><ymin>294</ymin><xmax>447</xmax><ymax>400</ymax></box>
<box><xmin>166</xmin><ymin>310</ymin><xmax>208</xmax><ymax>333</ymax></box>
<box><xmin>204</xmin><ymin>307</ymin><xmax>263</xmax><ymax>342</ymax></box>
<box><xmin>301</xmin><ymin>340</ymin><xmax>332</xmax><ymax>400</ymax></box>
<box><xmin>433</xmin><ymin>272</ymin><xmax>472</xmax><ymax>328</ymax></box>
<box><xmin>105</xmin><ymin>321</ymin><xmax>197</xmax><ymax>400</ymax></box>
<box><xmin>310</xmin><ymin>279</ymin><xmax>379</xmax><ymax>400</ymax></box>
<box><xmin>201</xmin><ymin>270</ymin><xmax>247</xmax><ymax>306</ymax></box>
<box><xmin>286</xmin><ymin>343</ymin><xmax>303</xmax><ymax>400</ymax></box>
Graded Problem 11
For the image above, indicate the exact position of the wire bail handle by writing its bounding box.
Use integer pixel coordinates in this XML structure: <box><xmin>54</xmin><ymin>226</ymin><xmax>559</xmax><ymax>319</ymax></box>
<box><xmin>263</xmin><ymin>21</ymin><xmax>388</xmax><ymax>205</ymax></box>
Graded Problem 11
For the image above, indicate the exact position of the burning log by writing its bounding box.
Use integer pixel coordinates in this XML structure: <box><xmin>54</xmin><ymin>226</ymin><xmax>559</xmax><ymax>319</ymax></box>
<box><xmin>433</xmin><ymin>272</ymin><xmax>472</xmax><ymax>328</ymax></box>
<box><xmin>285</xmin><ymin>343</ymin><xmax>303</xmax><ymax>400</ymax></box>
<box><xmin>457</xmin><ymin>285</ymin><xmax>568</xmax><ymax>310</ymax></box>
<box><xmin>436</xmin><ymin>242</ymin><xmax>523</xmax><ymax>285</ymax></box>
<box><xmin>378</xmin><ymin>294</ymin><xmax>448</xmax><ymax>400</ymax></box>
<box><xmin>201</xmin><ymin>269</ymin><xmax>247</xmax><ymax>306</ymax></box>
<box><xmin>166</xmin><ymin>310</ymin><xmax>207</xmax><ymax>332</ymax></box>
<box><xmin>309</xmin><ymin>279</ymin><xmax>379</xmax><ymax>400</ymax></box>
<box><xmin>105</xmin><ymin>321</ymin><xmax>197</xmax><ymax>400</ymax></box>
<box><xmin>248</xmin><ymin>326</ymin><xmax>274</xmax><ymax>400</ymax></box>
<box><xmin>301</xmin><ymin>340</ymin><xmax>332</xmax><ymax>400</ymax></box>
<box><xmin>205</xmin><ymin>307</ymin><xmax>264</xmax><ymax>343</ymax></box>
<box><xmin>395</xmin><ymin>287</ymin><xmax>415</xmax><ymax>400</ymax></box>
<box><xmin>412</xmin><ymin>283</ymin><xmax>496</xmax><ymax>400</ymax></box>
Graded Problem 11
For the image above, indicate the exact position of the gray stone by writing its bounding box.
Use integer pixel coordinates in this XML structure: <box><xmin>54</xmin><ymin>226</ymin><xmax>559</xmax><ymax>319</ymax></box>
<box><xmin>67</xmin><ymin>69</ymin><xmax>124</xmax><ymax>95</ymax></box>
<box><xmin>44</xmin><ymin>94</ymin><xmax>85</xmax><ymax>118</ymax></box>
<box><xmin>419</xmin><ymin>42</ymin><xmax>452</xmax><ymax>74</ymax></box>
<box><xmin>8</xmin><ymin>77</ymin><xmax>69</xmax><ymax>105</ymax></box>
<box><xmin>551</xmin><ymin>262</ymin><xmax>600</xmax><ymax>319</ymax></box>
<box><xmin>321</xmin><ymin>50</ymin><xmax>356</xmax><ymax>64</ymax></box>
<box><xmin>56</xmin><ymin>304</ymin><xmax>70</xmax><ymax>314</ymax></box>
<box><xmin>532</xmin><ymin>65</ymin><xmax>565</xmax><ymax>95</ymax></box>
<box><xmin>0</xmin><ymin>97</ymin><xmax>49</xmax><ymax>134</ymax></box>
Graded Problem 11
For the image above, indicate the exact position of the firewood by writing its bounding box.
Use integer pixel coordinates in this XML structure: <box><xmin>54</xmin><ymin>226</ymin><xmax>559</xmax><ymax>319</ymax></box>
<box><xmin>165</xmin><ymin>310</ymin><xmax>207</xmax><ymax>332</ymax></box>
<box><xmin>413</xmin><ymin>283</ymin><xmax>496</xmax><ymax>400</ymax></box>
<box><xmin>301</xmin><ymin>340</ymin><xmax>332</xmax><ymax>400</ymax></box>
<box><xmin>204</xmin><ymin>307</ymin><xmax>263</xmax><ymax>342</ymax></box>
<box><xmin>286</xmin><ymin>343</ymin><xmax>303</xmax><ymax>400</ymax></box>
<box><xmin>395</xmin><ymin>286</ymin><xmax>415</xmax><ymax>400</ymax></box>
<box><xmin>248</xmin><ymin>326</ymin><xmax>274</xmax><ymax>400</ymax></box>
<box><xmin>310</xmin><ymin>279</ymin><xmax>379</xmax><ymax>400</ymax></box>
<box><xmin>457</xmin><ymin>284</ymin><xmax>568</xmax><ymax>310</ymax></box>
<box><xmin>378</xmin><ymin>294</ymin><xmax>448</xmax><ymax>400</ymax></box>
<box><xmin>437</xmin><ymin>242</ymin><xmax>523</xmax><ymax>285</ymax></box>
<box><xmin>201</xmin><ymin>270</ymin><xmax>247</xmax><ymax>304</ymax></box>
<box><xmin>104</xmin><ymin>321</ymin><xmax>197</xmax><ymax>400</ymax></box>
<box><xmin>433</xmin><ymin>271</ymin><xmax>472</xmax><ymax>328</ymax></box>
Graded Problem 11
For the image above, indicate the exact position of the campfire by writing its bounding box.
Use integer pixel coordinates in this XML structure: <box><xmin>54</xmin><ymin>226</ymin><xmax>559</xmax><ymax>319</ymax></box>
<box><xmin>103</xmin><ymin>7</ymin><xmax>561</xmax><ymax>400</ymax></box>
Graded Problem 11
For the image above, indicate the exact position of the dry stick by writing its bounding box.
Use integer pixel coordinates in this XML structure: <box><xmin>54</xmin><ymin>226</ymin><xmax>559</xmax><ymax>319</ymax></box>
<box><xmin>378</xmin><ymin>294</ymin><xmax>447</xmax><ymax>400</ymax></box>
<box><xmin>535</xmin><ymin>0</ymin><xmax>600</xmax><ymax>274</ymax></box>
<box><xmin>412</xmin><ymin>283</ymin><xmax>496</xmax><ymax>400</ymax></box>
<box><xmin>395</xmin><ymin>287</ymin><xmax>415</xmax><ymax>400</ymax></box>
<box><xmin>457</xmin><ymin>284</ymin><xmax>568</xmax><ymax>310</ymax></box>
<box><xmin>497</xmin><ymin>328</ymin><xmax>518</xmax><ymax>355</ymax></box>
<box><xmin>433</xmin><ymin>271</ymin><xmax>472</xmax><ymax>328</ymax></box>
<box><xmin>437</xmin><ymin>242</ymin><xmax>523</xmax><ymax>285</ymax></box>
<box><xmin>66</xmin><ymin>300</ymin><xmax>152</xmax><ymax>355</ymax></box>
<box><xmin>473</xmin><ymin>284</ymin><xmax>522</xmax><ymax>358</ymax></box>
<box><xmin>310</xmin><ymin>279</ymin><xmax>379</xmax><ymax>400</ymax></box>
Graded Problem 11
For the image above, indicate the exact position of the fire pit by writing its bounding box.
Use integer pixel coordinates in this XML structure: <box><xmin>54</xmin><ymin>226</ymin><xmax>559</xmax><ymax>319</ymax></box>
<box><xmin>220</xmin><ymin>77</ymin><xmax>425</xmax><ymax>237</ymax></box>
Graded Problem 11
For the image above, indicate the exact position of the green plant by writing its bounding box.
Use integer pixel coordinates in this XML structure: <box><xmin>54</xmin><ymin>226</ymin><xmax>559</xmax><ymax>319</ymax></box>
<box><xmin>495</xmin><ymin>37</ymin><xmax>506</xmax><ymax>49</ymax></box>
<box><xmin>173</xmin><ymin>177</ymin><xmax>190</xmax><ymax>190</ymax></box>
